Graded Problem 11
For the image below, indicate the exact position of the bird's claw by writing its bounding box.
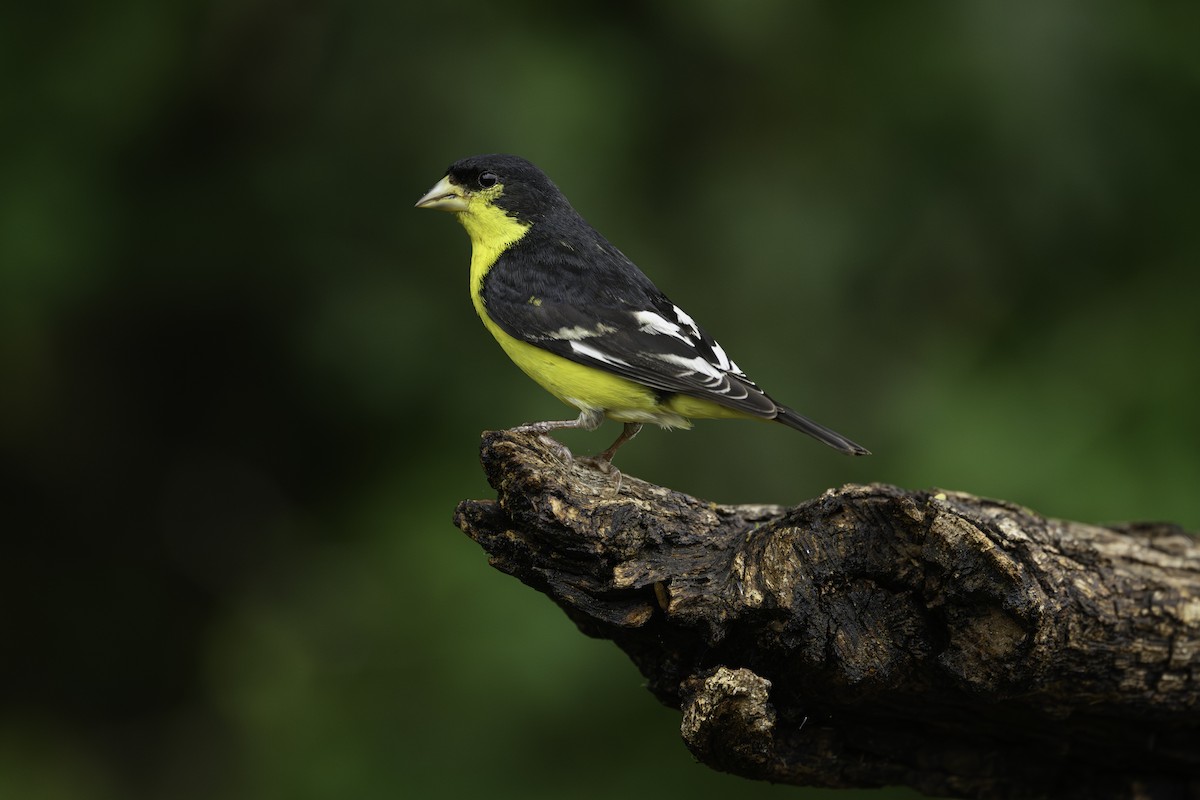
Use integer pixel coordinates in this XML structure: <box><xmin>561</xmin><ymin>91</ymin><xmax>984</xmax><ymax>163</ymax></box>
<box><xmin>536</xmin><ymin>434</ymin><xmax>574</xmax><ymax>467</ymax></box>
<box><xmin>576</xmin><ymin>456</ymin><xmax>624</xmax><ymax>495</ymax></box>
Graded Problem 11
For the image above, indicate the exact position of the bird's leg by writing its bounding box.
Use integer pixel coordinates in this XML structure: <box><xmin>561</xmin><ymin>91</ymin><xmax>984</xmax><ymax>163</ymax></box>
<box><xmin>510</xmin><ymin>408</ymin><xmax>605</xmax><ymax>464</ymax></box>
<box><xmin>575</xmin><ymin>422</ymin><xmax>643</xmax><ymax>495</ymax></box>
<box><xmin>599</xmin><ymin>422</ymin><xmax>643</xmax><ymax>463</ymax></box>
<box><xmin>510</xmin><ymin>407</ymin><xmax>605</xmax><ymax>435</ymax></box>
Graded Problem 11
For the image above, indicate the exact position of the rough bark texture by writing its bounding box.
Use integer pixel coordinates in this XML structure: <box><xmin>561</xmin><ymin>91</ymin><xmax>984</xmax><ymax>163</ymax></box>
<box><xmin>453</xmin><ymin>431</ymin><xmax>1200</xmax><ymax>800</ymax></box>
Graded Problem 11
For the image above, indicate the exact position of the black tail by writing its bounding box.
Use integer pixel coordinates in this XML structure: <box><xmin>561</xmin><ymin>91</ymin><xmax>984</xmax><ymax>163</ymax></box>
<box><xmin>775</xmin><ymin>406</ymin><xmax>870</xmax><ymax>456</ymax></box>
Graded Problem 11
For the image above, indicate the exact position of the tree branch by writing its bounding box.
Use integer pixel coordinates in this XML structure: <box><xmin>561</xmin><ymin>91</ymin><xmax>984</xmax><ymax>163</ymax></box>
<box><xmin>453</xmin><ymin>431</ymin><xmax>1200</xmax><ymax>800</ymax></box>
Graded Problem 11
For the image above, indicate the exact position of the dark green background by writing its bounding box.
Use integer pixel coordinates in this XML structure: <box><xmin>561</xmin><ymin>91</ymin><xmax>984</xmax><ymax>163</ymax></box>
<box><xmin>3</xmin><ymin>2</ymin><xmax>1197</xmax><ymax>798</ymax></box>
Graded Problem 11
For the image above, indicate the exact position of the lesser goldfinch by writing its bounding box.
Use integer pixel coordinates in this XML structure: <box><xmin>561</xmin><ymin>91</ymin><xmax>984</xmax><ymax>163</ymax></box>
<box><xmin>416</xmin><ymin>154</ymin><xmax>869</xmax><ymax>463</ymax></box>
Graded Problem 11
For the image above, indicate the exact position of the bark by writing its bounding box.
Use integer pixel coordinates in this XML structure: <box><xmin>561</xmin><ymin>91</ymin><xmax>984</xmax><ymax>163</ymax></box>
<box><xmin>453</xmin><ymin>431</ymin><xmax>1200</xmax><ymax>800</ymax></box>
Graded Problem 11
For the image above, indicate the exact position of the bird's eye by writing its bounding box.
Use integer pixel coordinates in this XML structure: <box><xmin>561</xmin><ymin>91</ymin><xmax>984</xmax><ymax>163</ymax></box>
<box><xmin>478</xmin><ymin>172</ymin><xmax>499</xmax><ymax>188</ymax></box>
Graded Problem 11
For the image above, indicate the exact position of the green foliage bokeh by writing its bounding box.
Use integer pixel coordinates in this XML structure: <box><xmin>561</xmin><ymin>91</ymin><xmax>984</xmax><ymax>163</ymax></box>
<box><xmin>2</xmin><ymin>2</ymin><xmax>1198</xmax><ymax>798</ymax></box>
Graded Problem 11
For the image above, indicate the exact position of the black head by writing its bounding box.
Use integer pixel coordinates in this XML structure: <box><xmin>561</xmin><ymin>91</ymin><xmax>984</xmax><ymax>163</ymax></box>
<box><xmin>445</xmin><ymin>154</ymin><xmax>571</xmax><ymax>225</ymax></box>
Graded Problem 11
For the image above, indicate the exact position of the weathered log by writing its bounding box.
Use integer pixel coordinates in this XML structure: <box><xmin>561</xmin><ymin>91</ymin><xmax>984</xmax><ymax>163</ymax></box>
<box><xmin>453</xmin><ymin>430</ymin><xmax>1200</xmax><ymax>800</ymax></box>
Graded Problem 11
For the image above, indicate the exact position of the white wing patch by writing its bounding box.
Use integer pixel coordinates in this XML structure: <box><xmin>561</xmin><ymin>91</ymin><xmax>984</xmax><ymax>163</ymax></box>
<box><xmin>570</xmin><ymin>340</ymin><xmax>631</xmax><ymax>368</ymax></box>
<box><xmin>708</xmin><ymin>339</ymin><xmax>736</xmax><ymax>373</ymax></box>
<box><xmin>543</xmin><ymin>300</ymin><xmax>761</xmax><ymax>402</ymax></box>
<box><xmin>671</xmin><ymin>305</ymin><xmax>699</xmax><ymax>334</ymax></box>
<box><xmin>656</xmin><ymin>354</ymin><xmax>725</xmax><ymax>385</ymax></box>
<box><xmin>632</xmin><ymin>304</ymin><xmax>752</xmax><ymax>385</ymax></box>
<box><xmin>548</xmin><ymin>323</ymin><xmax>617</xmax><ymax>341</ymax></box>
<box><xmin>632</xmin><ymin>310</ymin><xmax>689</xmax><ymax>342</ymax></box>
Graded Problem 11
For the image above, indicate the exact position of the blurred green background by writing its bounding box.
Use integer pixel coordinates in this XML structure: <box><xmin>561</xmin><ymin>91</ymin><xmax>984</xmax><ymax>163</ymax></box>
<box><xmin>3</xmin><ymin>1</ymin><xmax>1198</xmax><ymax>798</ymax></box>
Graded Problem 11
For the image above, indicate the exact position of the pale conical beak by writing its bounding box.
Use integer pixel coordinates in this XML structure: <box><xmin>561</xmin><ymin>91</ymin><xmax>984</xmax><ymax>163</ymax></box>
<box><xmin>415</xmin><ymin>175</ymin><xmax>469</xmax><ymax>212</ymax></box>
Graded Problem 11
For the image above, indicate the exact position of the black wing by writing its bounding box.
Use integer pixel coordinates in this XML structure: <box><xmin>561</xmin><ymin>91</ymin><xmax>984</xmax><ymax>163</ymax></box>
<box><xmin>481</xmin><ymin>231</ymin><xmax>779</xmax><ymax>419</ymax></box>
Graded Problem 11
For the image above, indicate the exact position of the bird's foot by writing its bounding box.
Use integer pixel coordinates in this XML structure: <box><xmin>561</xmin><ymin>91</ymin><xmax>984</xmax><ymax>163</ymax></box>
<box><xmin>575</xmin><ymin>454</ymin><xmax>613</xmax><ymax>474</ymax></box>
<box><xmin>575</xmin><ymin>455</ymin><xmax>624</xmax><ymax>495</ymax></box>
<box><xmin>535</xmin><ymin>434</ymin><xmax>574</xmax><ymax>467</ymax></box>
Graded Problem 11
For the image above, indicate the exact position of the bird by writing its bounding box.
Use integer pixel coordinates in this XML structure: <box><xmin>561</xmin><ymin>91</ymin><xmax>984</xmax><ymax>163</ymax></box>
<box><xmin>415</xmin><ymin>154</ymin><xmax>869</xmax><ymax>465</ymax></box>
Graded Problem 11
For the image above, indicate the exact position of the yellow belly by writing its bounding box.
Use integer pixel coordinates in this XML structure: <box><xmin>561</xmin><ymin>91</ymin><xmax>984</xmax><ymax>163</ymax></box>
<box><xmin>483</xmin><ymin>312</ymin><xmax>694</xmax><ymax>427</ymax></box>
<box><xmin>479</xmin><ymin>308</ymin><xmax>767</xmax><ymax>429</ymax></box>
